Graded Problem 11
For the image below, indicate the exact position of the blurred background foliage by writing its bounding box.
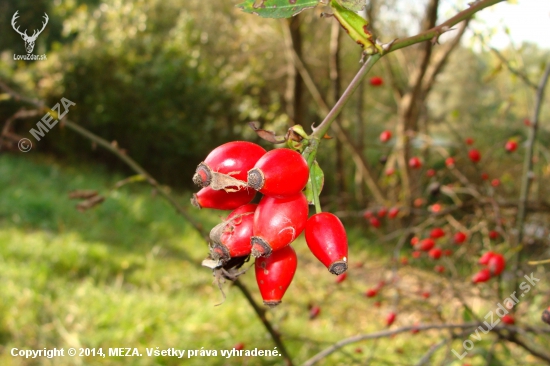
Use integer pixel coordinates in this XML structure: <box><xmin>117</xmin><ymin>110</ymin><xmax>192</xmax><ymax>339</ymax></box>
<box><xmin>2</xmin><ymin>0</ymin><xmax>547</xmax><ymax>195</ymax></box>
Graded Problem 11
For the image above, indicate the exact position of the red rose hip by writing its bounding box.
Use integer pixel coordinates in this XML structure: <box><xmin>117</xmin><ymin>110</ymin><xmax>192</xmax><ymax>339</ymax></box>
<box><xmin>468</xmin><ymin>149</ymin><xmax>481</xmax><ymax>163</ymax></box>
<box><xmin>255</xmin><ymin>245</ymin><xmax>297</xmax><ymax>307</ymax></box>
<box><xmin>194</xmin><ymin>141</ymin><xmax>266</xmax><ymax>188</ymax></box>
<box><xmin>247</xmin><ymin>148</ymin><xmax>309</xmax><ymax>197</ymax></box>
<box><xmin>305</xmin><ymin>212</ymin><xmax>349</xmax><ymax>275</ymax></box>
<box><xmin>209</xmin><ymin>204</ymin><xmax>257</xmax><ymax>262</ymax></box>
<box><xmin>191</xmin><ymin>187</ymin><xmax>256</xmax><ymax>210</ymax></box>
<box><xmin>251</xmin><ymin>192</ymin><xmax>308</xmax><ymax>257</ymax></box>
<box><xmin>379</xmin><ymin>130</ymin><xmax>392</xmax><ymax>143</ymax></box>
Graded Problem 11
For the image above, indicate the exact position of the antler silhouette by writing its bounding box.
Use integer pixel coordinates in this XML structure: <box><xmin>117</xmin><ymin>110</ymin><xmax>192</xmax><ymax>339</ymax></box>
<box><xmin>11</xmin><ymin>11</ymin><xmax>27</xmax><ymax>38</ymax></box>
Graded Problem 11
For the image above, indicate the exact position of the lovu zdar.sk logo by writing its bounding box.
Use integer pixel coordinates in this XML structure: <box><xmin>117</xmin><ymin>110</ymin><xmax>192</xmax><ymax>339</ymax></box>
<box><xmin>11</xmin><ymin>10</ymin><xmax>48</xmax><ymax>61</ymax></box>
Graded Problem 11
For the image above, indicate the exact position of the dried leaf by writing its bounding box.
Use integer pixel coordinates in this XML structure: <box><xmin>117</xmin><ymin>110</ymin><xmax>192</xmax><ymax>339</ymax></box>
<box><xmin>76</xmin><ymin>195</ymin><xmax>105</xmax><ymax>212</ymax></box>
<box><xmin>248</xmin><ymin>122</ymin><xmax>286</xmax><ymax>144</ymax></box>
<box><xmin>69</xmin><ymin>190</ymin><xmax>98</xmax><ymax>200</ymax></box>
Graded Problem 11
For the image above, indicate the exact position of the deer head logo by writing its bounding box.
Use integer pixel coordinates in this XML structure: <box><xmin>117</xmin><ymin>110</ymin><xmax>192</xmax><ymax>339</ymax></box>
<box><xmin>11</xmin><ymin>11</ymin><xmax>49</xmax><ymax>54</ymax></box>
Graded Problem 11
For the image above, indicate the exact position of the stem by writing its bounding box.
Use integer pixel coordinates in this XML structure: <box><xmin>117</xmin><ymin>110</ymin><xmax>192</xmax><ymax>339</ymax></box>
<box><xmin>311</xmin><ymin>170</ymin><xmax>322</xmax><ymax>214</ymax></box>
<box><xmin>512</xmin><ymin>61</ymin><xmax>550</xmax><ymax>293</ymax></box>
<box><xmin>233</xmin><ymin>280</ymin><xmax>294</xmax><ymax>366</ymax></box>
<box><xmin>312</xmin><ymin>54</ymin><xmax>381</xmax><ymax>140</ymax></box>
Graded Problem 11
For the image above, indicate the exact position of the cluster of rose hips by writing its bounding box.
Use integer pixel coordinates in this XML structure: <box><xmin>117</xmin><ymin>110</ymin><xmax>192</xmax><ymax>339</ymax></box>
<box><xmin>472</xmin><ymin>251</ymin><xmax>506</xmax><ymax>283</ymax></box>
<box><xmin>192</xmin><ymin>141</ymin><xmax>348</xmax><ymax>307</ymax></box>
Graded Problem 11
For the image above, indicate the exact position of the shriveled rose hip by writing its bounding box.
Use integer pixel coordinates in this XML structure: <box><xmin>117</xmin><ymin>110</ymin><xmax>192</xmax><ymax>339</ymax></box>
<box><xmin>247</xmin><ymin>148</ymin><xmax>309</xmax><ymax>197</ymax></box>
<box><xmin>209</xmin><ymin>204</ymin><xmax>257</xmax><ymax>262</ymax></box>
<box><xmin>251</xmin><ymin>192</ymin><xmax>308</xmax><ymax>257</ymax></box>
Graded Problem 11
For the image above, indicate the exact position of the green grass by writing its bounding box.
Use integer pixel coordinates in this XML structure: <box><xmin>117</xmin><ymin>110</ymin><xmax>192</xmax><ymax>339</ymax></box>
<box><xmin>0</xmin><ymin>154</ymin><xmax>548</xmax><ymax>366</ymax></box>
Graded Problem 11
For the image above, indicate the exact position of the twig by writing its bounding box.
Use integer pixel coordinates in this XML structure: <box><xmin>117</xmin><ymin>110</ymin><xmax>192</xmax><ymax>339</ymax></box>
<box><xmin>513</xmin><ymin>60</ymin><xmax>550</xmax><ymax>293</ymax></box>
<box><xmin>414</xmin><ymin>338</ymin><xmax>449</xmax><ymax>366</ymax></box>
<box><xmin>475</xmin><ymin>33</ymin><xmax>538</xmax><ymax>90</ymax></box>
<box><xmin>302</xmin><ymin>323</ymin><xmax>480</xmax><ymax>366</ymax></box>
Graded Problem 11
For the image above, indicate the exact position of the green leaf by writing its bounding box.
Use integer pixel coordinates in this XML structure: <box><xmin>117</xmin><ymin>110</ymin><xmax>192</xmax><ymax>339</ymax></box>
<box><xmin>237</xmin><ymin>0</ymin><xmax>320</xmax><ymax>19</ymax></box>
<box><xmin>462</xmin><ymin>308</ymin><xmax>472</xmax><ymax>322</ymax></box>
<box><xmin>339</xmin><ymin>0</ymin><xmax>366</xmax><ymax>12</ymax></box>
<box><xmin>304</xmin><ymin>161</ymin><xmax>324</xmax><ymax>205</ymax></box>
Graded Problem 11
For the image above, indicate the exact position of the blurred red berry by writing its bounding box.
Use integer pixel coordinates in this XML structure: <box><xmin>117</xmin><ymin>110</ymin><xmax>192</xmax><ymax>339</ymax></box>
<box><xmin>412</xmin><ymin>251</ymin><xmax>422</xmax><ymax>259</ymax></box>
<box><xmin>363</xmin><ymin>210</ymin><xmax>373</xmax><ymax>219</ymax></box>
<box><xmin>429</xmin><ymin>247</ymin><xmax>442</xmax><ymax>259</ymax></box>
<box><xmin>472</xmin><ymin>268</ymin><xmax>491</xmax><ymax>283</ymax></box>
<box><xmin>233</xmin><ymin>342</ymin><xmax>245</xmax><ymax>351</ymax></box>
<box><xmin>422</xmin><ymin>291</ymin><xmax>431</xmax><ymax>299</ymax></box>
<box><xmin>426</xmin><ymin>168</ymin><xmax>436</xmax><ymax>177</ymax></box>
<box><xmin>414</xmin><ymin>198</ymin><xmax>425</xmax><ymax>207</ymax></box>
<box><xmin>380</xmin><ymin>130</ymin><xmax>392</xmax><ymax>143</ymax></box>
<box><xmin>491</xmin><ymin>178</ymin><xmax>501</xmax><ymax>187</ymax></box>
<box><xmin>479</xmin><ymin>251</ymin><xmax>496</xmax><ymax>265</ymax></box>
<box><xmin>417</xmin><ymin>238</ymin><xmax>436</xmax><ymax>251</ymax></box>
<box><xmin>410</xmin><ymin>237</ymin><xmax>419</xmax><ymax>246</ymax></box>
<box><xmin>488</xmin><ymin>253</ymin><xmax>505</xmax><ymax>276</ymax></box>
<box><xmin>505</xmin><ymin>140</ymin><xmax>518</xmax><ymax>152</ymax></box>
<box><xmin>443</xmin><ymin>249</ymin><xmax>453</xmax><ymax>256</ymax></box>
<box><xmin>502</xmin><ymin>315</ymin><xmax>515</xmax><ymax>325</ymax></box>
<box><xmin>445</xmin><ymin>157</ymin><xmax>455</xmax><ymax>168</ymax></box>
<box><xmin>434</xmin><ymin>265</ymin><xmax>445</xmax><ymax>273</ymax></box>
<box><xmin>409</xmin><ymin>157</ymin><xmax>422</xmax><ymax>169</ymax></box>
<box><xmin>385</xmin><ymin>168</ymin><xmax>395</xmax><ymax>176</ymax></box>
<box><xmin>400</xmin><ymin>256</ymin><xmax>408</xmax><ymax>265</ymax></box>
<box><xmin>453</xmin><ymin>232</ymin><xmax>467</xmax><ymax>244</ymax></box>
<box><xmin>489</xmin><ymin>230</ymin><xmax>499</xmax><ymax>240</ymax></box>
<box><xmin>429</xmin><ymin>203</ymin><xmax>442</xmax><ymax>213</ymax></box>
<box><xmin>385</xmin><ymin>312</ymin><xmax>396</xmax><ymax>326</ymax></box>
<box><xmin>374</xmin><ymin>301</ymin><xmax>381</xmax><ymax>308</ymax></box>
<box><xmin>388</xmin><ymin>207</ymin><xmax>399</xmax><ymax>219</ymax></box>
<box><xmin>335</xmin><ymin>272</ymin><xmax>347</xmax><ymax>284</ymax></box>
<box><xmin>309</xmin><ymin>305</ymin><xmax>321</xmax><ymax>319</ymax></box>
<box><xmin>370</xmin><ymin>76</ymin><xmax>384</xmax><ymax>86</ymax></box>
<box><xmin>468</xmin><ymin>149</ymin><xmax>481</xmax><ymax>163</ymax></box>
<box><xmin>430</xmin><ymin>227</ymin><xmax>445</xmax><ymax>239</ymax></box>
<box><xmin>378</xmin><ymin>207</ymin><xmax>387</xmax><ymax>218</ymax></box>
<box><xmin>465</xmin><ymin>137</ymin><xmax>474</xmax><ymax>145</ymax></box>
<box><xmin>370</xmin><ymin>217</ymin><xmax>381</xmax><ymax>228</ymax></box>
<box><xmin>365</xmin><ymin>289</ymin><xmax>378</xmax><ymax>298</ymax></box>
<box><xmin>524</xmin><ymin>118</ymin><xmax>531</xmax><ymax>126</ymax></box>
<box><xmin>481</xmin><ymin>172</ymin><xmax>489</xmax><ymax>180</ymax></box>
